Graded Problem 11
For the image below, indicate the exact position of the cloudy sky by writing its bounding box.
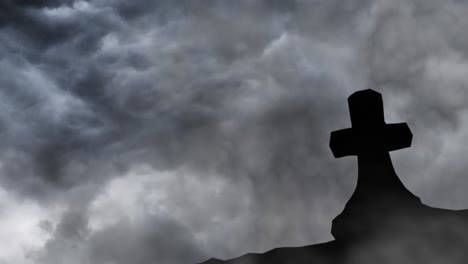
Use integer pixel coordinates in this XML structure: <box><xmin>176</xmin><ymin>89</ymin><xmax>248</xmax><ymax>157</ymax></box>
<box><xmin>2</xmin><ymin>0</ymin><xmax>468</xmax><ymax>263</ymax></box>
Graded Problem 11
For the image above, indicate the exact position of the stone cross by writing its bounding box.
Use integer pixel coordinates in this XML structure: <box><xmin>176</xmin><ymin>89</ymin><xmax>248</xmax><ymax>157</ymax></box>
<box><xmin>330</xmin><ymin>89</ymin><xmax>412</xmax><ymax>158</ymax></box>
<box><xmin>329</xmin><ymin>89</ymin><xmax>420</xmax><ymax>241</ymax></box>
<box><xmin>329</xmin><ymin>89</ymin><xmax>414</xmax><ymax>196</ymax></box>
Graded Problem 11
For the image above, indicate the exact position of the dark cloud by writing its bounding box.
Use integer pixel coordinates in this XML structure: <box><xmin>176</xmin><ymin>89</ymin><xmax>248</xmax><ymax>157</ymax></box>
<box><xmin>88</xmin><ymin>217</ymin><xmax>203</xmax><ymax>264</ymax></box>
<box><xmin>15</xmin><ymin>0</ymin><xmax>76</xmax><ymax>8</ymax></box>
<box><xmin>37</xmin><ymin>209</ymin><xmax>204</xmax><ymax>264</ymax></box>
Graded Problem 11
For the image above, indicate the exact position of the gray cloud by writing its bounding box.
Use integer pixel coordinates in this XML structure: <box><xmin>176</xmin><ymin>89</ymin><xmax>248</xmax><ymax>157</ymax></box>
<box><xmin>36</xmin><ymin>209</ymin><xmax>203</xmax><ymax>264</ymax></box>
<box><xmin>0</xmin><ymin>0</ymin><xmax>468</xmax><ymax>263</ymax></box>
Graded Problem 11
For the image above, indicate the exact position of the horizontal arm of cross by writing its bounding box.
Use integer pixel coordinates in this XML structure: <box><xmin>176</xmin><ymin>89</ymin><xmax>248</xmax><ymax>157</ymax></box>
<box><xmin>330</xmin><ymin>123</ymin><xmax>412</xmax><ymax>158</ymax></box>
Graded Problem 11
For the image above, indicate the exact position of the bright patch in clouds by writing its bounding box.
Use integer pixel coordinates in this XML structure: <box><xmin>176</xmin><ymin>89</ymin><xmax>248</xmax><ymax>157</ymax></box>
<box><xmin>0</xmin><ymin>187</ymin><xmax>59</xmax><ymax>264</ymax></box>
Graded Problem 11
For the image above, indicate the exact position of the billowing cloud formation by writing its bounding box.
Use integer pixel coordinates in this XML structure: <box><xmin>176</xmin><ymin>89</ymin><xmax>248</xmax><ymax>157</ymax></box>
<box><xmin>1</xmin><ymin>0</ymin><xmax>468</xmax><ymax>263</ymax></box>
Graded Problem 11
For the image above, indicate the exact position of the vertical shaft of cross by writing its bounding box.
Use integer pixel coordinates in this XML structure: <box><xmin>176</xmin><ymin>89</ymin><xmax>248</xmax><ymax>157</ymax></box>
<box><xmin>356</xmin><ymin>152</ymin><xmax>408</xmax><ymax>196</ymax></box>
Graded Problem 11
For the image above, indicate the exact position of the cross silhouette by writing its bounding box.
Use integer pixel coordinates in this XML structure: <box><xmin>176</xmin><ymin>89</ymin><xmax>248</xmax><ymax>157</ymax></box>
<box><xmin>329</xmin><ymin>89</ymin><xmax>415</xmax><ymax>195</ymax></box>
<box><xmin>329</xmin><ymin>89</ymin><xmax>420</xmax><ymax>241</ymax></box>
<box><xmin>329</xmin><ymin>89</ymin><xmax>412</xmax><ymax>158</ymax></box>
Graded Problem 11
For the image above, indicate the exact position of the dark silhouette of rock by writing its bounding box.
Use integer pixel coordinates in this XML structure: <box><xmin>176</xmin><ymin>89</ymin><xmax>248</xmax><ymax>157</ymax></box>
<box><xmin>199</xmin><ymin>89</ymin><xmax>468</xmax><ymax>264</ymax></box>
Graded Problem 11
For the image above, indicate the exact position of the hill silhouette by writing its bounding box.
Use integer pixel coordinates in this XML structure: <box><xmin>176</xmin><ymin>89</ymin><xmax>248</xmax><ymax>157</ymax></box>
<box><xmin>199</xmin><ymin>89</ymin><xmax>468</xmax><ymax>264</ymax></box>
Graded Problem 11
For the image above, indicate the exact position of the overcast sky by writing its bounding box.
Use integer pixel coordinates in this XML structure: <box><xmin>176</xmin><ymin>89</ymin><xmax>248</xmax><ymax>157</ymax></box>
<box><xmin>2</xmin><ymin>0</ymin><xmax>468</xmax><ymax>263</ymax></box>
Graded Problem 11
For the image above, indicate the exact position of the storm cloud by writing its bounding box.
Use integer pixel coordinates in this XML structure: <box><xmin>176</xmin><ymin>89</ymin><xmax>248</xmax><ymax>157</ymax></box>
<box><xmin>1</xmin><ymin>0</ymin><xmax>468</xmax><ymax>263</ymax></box>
